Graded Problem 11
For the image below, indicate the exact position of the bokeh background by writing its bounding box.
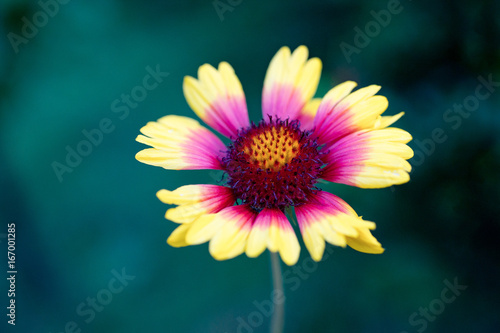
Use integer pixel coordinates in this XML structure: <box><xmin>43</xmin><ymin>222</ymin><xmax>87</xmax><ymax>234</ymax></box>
<box><xmin>1</xmin><ymin>0</ymin><xmax>499</xmax><ymax>332</ymax></box>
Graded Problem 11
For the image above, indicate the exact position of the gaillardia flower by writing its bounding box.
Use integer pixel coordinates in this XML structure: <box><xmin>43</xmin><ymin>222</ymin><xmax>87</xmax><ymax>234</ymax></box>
<box><xmin>135</xmin><ymin>46</ymin><xmax>413</xmax><ymax>265</ymax></box>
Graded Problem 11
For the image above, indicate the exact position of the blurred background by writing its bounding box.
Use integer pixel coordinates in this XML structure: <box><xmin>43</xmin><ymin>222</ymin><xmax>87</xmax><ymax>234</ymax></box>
<box><xmin>1</xmin><ymin>0</ymin><xmax>499</xmax><ymax>332</ymax></box>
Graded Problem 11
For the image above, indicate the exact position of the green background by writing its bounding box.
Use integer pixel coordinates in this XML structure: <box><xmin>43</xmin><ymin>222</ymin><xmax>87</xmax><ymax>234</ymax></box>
<box><xmin>1</xmin><ymin>0</ymin><xmax>499</xmax><ymax>332</ymax></box>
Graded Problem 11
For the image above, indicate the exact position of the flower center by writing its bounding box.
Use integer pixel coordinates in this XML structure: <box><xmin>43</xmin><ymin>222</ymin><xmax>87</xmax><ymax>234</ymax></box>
<box><xmin>223</xmin><ymin>118</ymin><xmax>325</xmax><ymax>211</ymax></box>
<box><xmin>243</xmin><ymin>122</ymin><xmax>300</xmax><ymax>171</ymax></box>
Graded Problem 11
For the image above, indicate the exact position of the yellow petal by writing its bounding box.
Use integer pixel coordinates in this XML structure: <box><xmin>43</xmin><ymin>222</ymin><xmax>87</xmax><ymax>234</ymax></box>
<box><xmin>302</xmin><ymin>224</ymin><xmax>325</xmax><ymax>262</ymax></box>
<box><xmin>315</xmin><ymin>218</ymin><xmax>347</xmax><ymax>248</ymax></box>
<box><xmin>277</xmin><ymin>227</ymin><xmax>301</xmax><ymax>266</ymax></box>
<box><xmin>354</xmin><ymin>167</ymin><xmax>410</xmax><ymax>188</ymax></box>
<box><xmin>165</xmin><ymin>203</ymin><xmax>208</xmax><ymax>223</ymax></box>
<box><xmin>373</xmin><ymin>111</ymin><xmax>405</xmax><ymax>129</ymax></box>
<box><xmin>336</xmin><ymin>85</ymin><xmax>381</xmax><ymax>110</ymax></box>
<box><xmin>185</xmin><ymin>214</ymin><xmax>220</xmax><ymax>245</ymax></box>
<box><xmin>346</xmin><ymin>226</ymin><xmax>384</xmax><ymax>254</ymax></box>
<box><xmin>210</xmin><ymin>222</ymin><xmax>251</xmax><ymax>260</ymax></box>
<box><xmin>319</xmin><ymin>81</ymin><xmax>358</xmax><ymax>110</ymax></box>
<box><xmin>348</xmin><ymin>95</ymin><xmax>389</xmax><ymax>129</ymax></box>
<box><xmin>369</xmin><ymin>127</ymin><xmax>413</xmax><ymax>144</ymax></box>
<box><xmin>245</xmin><ymin>224</ymin><xmax>268</xmax><ymax>258</ymax></box>
<box><xmin>327</xmin><ymin>214</ymin><xmax>359</xmax><ymax>238</ymax></box>
<box><xmin>157</xmin><ymin>186</ymin><xmax>203</xmax><ymax>205</ymax></box>
<box><xmin>166</xmin><ymin>224</ymin><xmax>191</xmax><ymax>248</ymax></box>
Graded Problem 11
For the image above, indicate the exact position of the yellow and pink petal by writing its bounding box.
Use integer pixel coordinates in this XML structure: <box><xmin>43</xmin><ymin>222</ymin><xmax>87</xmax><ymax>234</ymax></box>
<box><xmin>157</xmin><ymin>184</ymin><xmax>235</xmax><ymax>223</ymax></box>
<box><xmin>245</xmin><ymin>208</ymin><xmax>300</xmax><ymax>266</ymax></box>
<box><xmin>206</xmin><ymin>205</ymin><xmax>258</xmax><ymax>261</ymax></box>
<box><xmin>168</xmin><ymin>204</ymin><xmax>302</xmax><ymax>264</ymax></box>
<box><xmin>321</xmin><ymin>128</ymin><xmax>413</xmax><ymax>188</ymax></box>
<box><xmin>183</xmin><ymin>62</ymin><xmax>249</xmax><ymax>138</ymax></box>
<box><xmin>296</xmin><ymin>98</ymin><xmax>321</xmax><ymax>131</ymax></box>
<box><xmin>295</xmin><ymin>191</ymin><xmax>384</xmax><ymax>261</ymax></box>
<box><xmin>314</xmin><ymin>82</ymin><xmax>395</xmax><ymax>146</ymax></box>
<box><xmin>262</xmin><ymin>46</ymin><xmax>322</xmax><ymax>121</ymax></box>
<box><xmin>181</xmin><ymin>205</ymin><xmax>255</xmax><ymax>256</ymax></box>
<box><xmin>135</xmin><ymin>115</ymin><xmax>226</xmax><ymax>170</ymax></box>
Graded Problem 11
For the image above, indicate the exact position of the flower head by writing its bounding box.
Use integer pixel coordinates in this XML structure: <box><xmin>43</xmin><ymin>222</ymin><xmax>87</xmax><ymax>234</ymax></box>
<box><xmin>135</xmin><ymin>46</ymin><xmax>413</xmax><ymax>265</ymax></box>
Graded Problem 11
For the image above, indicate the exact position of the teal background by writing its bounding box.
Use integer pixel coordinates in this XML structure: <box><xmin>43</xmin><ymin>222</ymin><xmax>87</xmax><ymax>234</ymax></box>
<box><xmin>1</xmin><ymin>0</ymin><xmax>499</xmax><ymax>332</ymax></box>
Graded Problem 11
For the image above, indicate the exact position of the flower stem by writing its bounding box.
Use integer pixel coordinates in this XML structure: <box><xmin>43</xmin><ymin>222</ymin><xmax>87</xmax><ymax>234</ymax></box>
<box><xmin>270</xmin><ymin>251</ymin><xmax>284</xmax><ymax>333</ymax></box>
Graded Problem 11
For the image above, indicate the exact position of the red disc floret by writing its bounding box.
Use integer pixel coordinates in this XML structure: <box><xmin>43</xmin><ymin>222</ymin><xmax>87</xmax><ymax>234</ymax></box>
<box><xmin>222</xmin><ymin>117</ymin><xmax>325</xmax><ymax>211</ymax></box>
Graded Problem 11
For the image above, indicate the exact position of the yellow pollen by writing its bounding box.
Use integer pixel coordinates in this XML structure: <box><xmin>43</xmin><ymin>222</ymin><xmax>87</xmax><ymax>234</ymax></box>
<box><xmin>243</xmin><ymin>127</ymin><xmax>300</xmax><ymax>171</ymax></box>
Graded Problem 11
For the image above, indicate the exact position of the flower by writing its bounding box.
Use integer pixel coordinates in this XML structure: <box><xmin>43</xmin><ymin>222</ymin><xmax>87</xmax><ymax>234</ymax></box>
<box><xmin>135</xmin><ymin>46</ymin><xmax>413</xmax><ymax>265</ymax></box>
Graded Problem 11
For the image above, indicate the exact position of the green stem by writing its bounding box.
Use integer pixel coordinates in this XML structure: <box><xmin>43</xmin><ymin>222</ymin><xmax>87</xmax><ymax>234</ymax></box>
<box><xmin>270</xmin><ymin>251</ymin><xmax>285</xmax><ymax>333</ymax></box>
